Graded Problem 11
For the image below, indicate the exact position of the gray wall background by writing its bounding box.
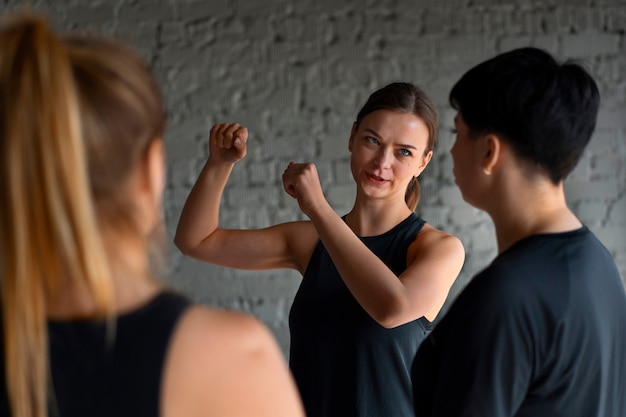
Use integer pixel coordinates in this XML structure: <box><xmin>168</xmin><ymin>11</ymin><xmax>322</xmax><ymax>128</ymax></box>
<box><xmin>3</xmin><ymin>0</ymin><xmax>625</xmax><ymax>356</ymax></box>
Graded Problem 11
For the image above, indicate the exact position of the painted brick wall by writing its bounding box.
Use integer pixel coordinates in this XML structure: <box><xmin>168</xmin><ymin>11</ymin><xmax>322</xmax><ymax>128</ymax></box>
<box><xmin>3</xmin><ymin>0</ymin><xmax>624</xmax><ymax>356</ymax></box>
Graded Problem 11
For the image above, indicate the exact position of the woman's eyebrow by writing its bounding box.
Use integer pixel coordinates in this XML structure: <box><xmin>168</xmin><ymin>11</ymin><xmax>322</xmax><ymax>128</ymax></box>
<box><xmin>362</xmin><ymin>128</ymin><xmax>418</xmax><ymax>149</ymax></box>
<box><xmin>363</xmin><ymin>127</ymin><xmax>382</xmax><ymax>138</ymax></box>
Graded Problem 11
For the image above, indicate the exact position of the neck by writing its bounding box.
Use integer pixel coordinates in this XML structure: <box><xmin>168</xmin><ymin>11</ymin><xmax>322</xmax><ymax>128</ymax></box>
<box><xmin>346</xmin><ymin>195</ymin><xmax>413</xmax><ymax>236</ymax></box>
<box><xmin>108</xmin><ymin>247</ymin><xmax>161</xmax><ymax>314</ymax></box>
<box><xmin>46</xmin><ymin>239</ymin><xmax>161</xmax><ymax>319</ymax></box>
<box><xmin>488</xmin><ymin>180</ymin><xmax>581</xmax><ymax>254</ymax></box>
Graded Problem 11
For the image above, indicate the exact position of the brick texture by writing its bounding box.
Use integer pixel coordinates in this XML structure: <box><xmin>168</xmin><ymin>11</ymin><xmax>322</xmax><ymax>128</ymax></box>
<box><xmin>4</xmin><ymin>0</ymin><xmax>624</xmax><ymax>356</ymax></box>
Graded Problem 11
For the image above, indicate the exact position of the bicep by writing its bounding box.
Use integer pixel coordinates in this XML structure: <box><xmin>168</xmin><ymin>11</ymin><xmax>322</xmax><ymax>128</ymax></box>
<box><xmin>182</xmin><ymin>221</ymin><xmax>315</xmax><ymax>272</ymax></box>
<box><xmin>399</xmin><ymin>232</ymin><xmax>465</xmax><ymax>320</ymax></box>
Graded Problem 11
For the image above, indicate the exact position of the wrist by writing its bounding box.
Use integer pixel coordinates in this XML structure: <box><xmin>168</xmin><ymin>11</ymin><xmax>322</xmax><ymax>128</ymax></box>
<box><xmin>206</xmin><ymin>157</ymin><xmax>235</xmax><ymax>171</ymax></box>
<box><xmin>306</xmin><ymin>199</ymin><xmax>335</xmax><ymax>223</ymax></box>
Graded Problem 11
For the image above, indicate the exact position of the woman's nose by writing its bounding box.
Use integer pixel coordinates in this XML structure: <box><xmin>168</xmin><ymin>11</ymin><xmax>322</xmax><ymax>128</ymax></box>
<box><xmin>375</xmin><ymin>147</ymin><xmax>393</xmax><ymax>168</ymax></box>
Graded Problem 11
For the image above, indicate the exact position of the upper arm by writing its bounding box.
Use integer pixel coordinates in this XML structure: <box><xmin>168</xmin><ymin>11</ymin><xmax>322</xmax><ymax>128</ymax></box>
<box><xmin>161</xmin><ymin>307</ymin><xmax>305</xmax><ymax>417</ymax></box>
<box><xmin>180</xmin><ymin>221</ymin><xmax>318</xmax><ymax>273</ymax></box>
<box><xmin>400</xmin><ymin>226</ymin><xmax>465</xmax><ymax>321</ymax></box>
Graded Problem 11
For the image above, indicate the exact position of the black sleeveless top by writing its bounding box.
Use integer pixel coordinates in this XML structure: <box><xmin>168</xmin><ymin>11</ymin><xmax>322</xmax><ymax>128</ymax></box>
<box><xmin>289</xmin><ymin>213</ymin><xmax>431</xmax><ymax>417</ymax></box>
<box><xmin>0</xmin><ymin>291</ymin><xmax>191</xmax><ymax>417</ymax></box>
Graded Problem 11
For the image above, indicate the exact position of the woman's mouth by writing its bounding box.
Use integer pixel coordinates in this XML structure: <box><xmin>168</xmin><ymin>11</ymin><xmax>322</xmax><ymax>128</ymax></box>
<box><xmin>367</xmin><ymin>173</ymin><xmax>387</xmax><ymax>184</ymax></box>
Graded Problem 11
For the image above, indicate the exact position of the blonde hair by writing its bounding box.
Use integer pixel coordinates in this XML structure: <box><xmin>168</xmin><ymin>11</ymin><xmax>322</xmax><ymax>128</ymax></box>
<box><xmin>0</xmin><ymin>13</ymin><xmax>165</xmax><ymax>417</ymax></box>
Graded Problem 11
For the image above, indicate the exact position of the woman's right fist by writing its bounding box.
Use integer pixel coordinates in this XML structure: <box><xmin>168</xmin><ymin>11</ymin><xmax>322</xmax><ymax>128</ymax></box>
<box><xmin>208</xmin><ymin>123</ymin><xmax>248</xmax><ymax>164</ymax></box>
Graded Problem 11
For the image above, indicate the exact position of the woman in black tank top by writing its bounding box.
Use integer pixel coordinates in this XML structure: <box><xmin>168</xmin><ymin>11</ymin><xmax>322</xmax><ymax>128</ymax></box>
<box><xmin>0</xmin><ymin>13</ymin><xmax>304</xmax><ymax>417</ymax></box>
<box><xmin>176</xmin><ymin>82</ymin><xmax>466</xmax><ymax>416</ymax></box>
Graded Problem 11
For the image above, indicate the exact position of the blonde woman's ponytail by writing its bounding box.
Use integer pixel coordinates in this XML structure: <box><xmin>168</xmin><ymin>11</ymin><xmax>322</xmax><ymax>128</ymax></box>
<box><xmin>0</xmin><ymin>15</ymin><xmax>114</xmax><ymax>417</ymax></box>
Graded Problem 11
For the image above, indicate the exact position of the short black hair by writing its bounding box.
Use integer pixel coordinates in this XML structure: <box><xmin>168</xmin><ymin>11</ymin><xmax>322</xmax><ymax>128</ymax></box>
<box><xmin>449</xmin><ymin>47</ymin><xmax>600</xmax><ymax>184</ymax></box>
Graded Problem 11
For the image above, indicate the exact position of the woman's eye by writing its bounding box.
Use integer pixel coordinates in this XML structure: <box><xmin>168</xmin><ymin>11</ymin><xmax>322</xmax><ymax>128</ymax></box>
<box><xmin>450</xmin><ymin>128</ymin><xmax>458</xmax><ymax>135</ymax></box>
<box><xmin>365</xmin><ymin>136</ymin><xmax>379</xmax><ymax>144</ymax></box>
<box><xmin>398</xmin><ymin>148</ymin><xmax>411</xmax><ymax>157</ymax></box>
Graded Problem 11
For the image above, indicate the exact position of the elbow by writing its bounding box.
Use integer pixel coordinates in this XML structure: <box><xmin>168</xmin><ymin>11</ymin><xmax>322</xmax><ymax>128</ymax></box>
<box><xmin>173</xmin><ymin>233</ymin><xmax>196</xmax><ymax>257</ymax></box>
<box><xmin>372</xmin><ymin>300</ymin><xmax>412</xmax><ymax>329</ymax></box>
<box><xmin>377</xmin><ymin>315</ymin><xmax>406</xmax><ymax>329</ymax></box>
<box><xmin>377</xmin><ymin>319</ymin><xmax>399</xmax><ymax>330</ymax></box>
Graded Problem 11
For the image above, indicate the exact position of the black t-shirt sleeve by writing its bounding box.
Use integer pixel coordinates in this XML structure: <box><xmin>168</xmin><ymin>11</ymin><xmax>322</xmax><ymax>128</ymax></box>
<box><xmin>412</xmin><ymin>270</ymin><xmax>534</xmax><ymax>417</ymax></box>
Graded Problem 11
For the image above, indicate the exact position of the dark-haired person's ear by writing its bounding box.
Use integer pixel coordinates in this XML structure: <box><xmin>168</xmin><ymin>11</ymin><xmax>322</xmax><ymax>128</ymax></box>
<box><xmin>482</xmin><ymin>134</ymin><xmax>501</xmax><ymax>176</ymax></box>
<box><xmin>348</xmin><ymin>121</ymin><xmax>357</xmax><ymax>152</ymax></box>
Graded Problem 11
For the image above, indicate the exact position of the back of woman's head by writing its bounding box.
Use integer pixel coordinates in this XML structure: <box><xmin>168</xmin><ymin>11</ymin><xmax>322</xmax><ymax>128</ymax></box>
<box><xmin>449</xmin><ymin>47</ymin><xmax>600</xmax><ymax>184</ymax></box>
<box><xmin>0</xmin><ymin>13</ymin><xmax>165</xmax><ymax>417</ymax></box>
<box><xmin>355</xmin><ymin>82</ymin><xmax>438</xmax><ymax>210</ymax></box>
<box><xmin>66</xmin><ymin>35</ymin><xmax>165</xmax><ymax>238</ymax></box>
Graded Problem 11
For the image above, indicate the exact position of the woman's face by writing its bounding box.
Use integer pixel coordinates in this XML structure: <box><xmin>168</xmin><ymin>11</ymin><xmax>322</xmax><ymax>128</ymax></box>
<box><xmin>349</xmin><ymin>109</ymin><xmax>432</xmax><ymax>204</ymax></box>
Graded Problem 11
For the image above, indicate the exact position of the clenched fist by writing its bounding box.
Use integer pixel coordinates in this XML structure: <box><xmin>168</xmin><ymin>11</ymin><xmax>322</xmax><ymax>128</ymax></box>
<box><xmin>208</xmin><ymin>123</ymin><xmax>248</xmax><ymax>164</ymax></box>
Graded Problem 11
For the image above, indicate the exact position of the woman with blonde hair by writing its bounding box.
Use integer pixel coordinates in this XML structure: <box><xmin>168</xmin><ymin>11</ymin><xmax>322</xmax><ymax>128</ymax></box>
<box><xmin>0</xmin><ymin>13</ymin><xmax>304</xmax><ymax>417</ymax></box>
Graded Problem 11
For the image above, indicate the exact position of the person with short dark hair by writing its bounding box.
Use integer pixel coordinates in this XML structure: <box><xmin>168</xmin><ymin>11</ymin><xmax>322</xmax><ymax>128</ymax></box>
<box><xmin>175</xmin><ymin>82</ymin><xmax>466</xmax><ymax>416</ymax></box>
<box><xmin>411</xmin><ymin>47</ymin><xmax>626</xmax><ymax>417</ymax></box>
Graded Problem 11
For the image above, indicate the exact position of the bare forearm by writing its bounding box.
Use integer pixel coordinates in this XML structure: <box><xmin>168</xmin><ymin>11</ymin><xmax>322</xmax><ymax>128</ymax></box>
<box><xmin>281</xmin><ymin>162</ymin><xmax>436</xmax><ymax>327</ymax></box>
<box><xmin>308</xmin><ymin>206</ymin><xmax>408</xmax><ymax>327</ymax></box>
<box><xmin>174</xmin><ymin>160</ymin><xmax>234</xmax><ymax>254</ymax></box>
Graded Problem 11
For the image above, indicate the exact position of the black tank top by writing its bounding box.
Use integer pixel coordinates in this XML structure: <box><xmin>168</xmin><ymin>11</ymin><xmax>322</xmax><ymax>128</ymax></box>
<box><xmin>0</xmin><ymin>291</ymin><xmax>191</xmax><ymax>417</ymax></box>
<box><xmin>289</xmin><ymin>213</ymin><xmax>431</xmax><ymax>417</ymax></box>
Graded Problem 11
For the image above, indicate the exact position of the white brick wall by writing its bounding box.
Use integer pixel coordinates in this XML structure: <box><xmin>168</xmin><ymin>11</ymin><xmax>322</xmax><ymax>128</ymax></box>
<box><xmin>4</xmin><ymin>0</ymin><xmax>624</xmax><ymax>355</ymax></box>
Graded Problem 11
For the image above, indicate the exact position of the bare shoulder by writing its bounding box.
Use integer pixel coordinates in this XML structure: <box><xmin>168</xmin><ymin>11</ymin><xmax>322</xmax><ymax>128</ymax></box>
<box><xmin>405</xmin><ymin>225</ymin><xmax>465</xmax><ymax>320</ymax></box>
<box><xmin>161</xmin><ymin>306</ymin><xmax>304</xmax><ymax>417</ymax></box>
<box><xmin>410</xmin><ymin>223</ymin><xmax>465</xmax><ymax>260</ymax></box>
<box><xmin>173</xmin><ymin>305</ymin><xmax>273</xmax><ymax>353</ymax></box>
